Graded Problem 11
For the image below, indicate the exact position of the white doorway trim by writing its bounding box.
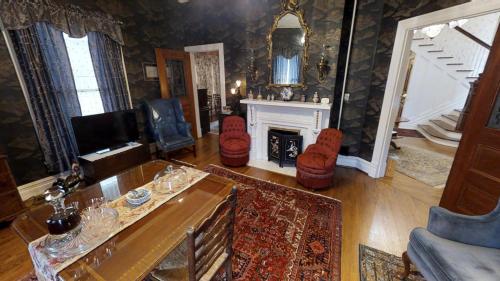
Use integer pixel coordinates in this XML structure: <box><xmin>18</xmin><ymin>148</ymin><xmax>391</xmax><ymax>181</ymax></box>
<box><xmin>370</xmin><ymin>0</ymin><xmax>500</xmax><ymax>178</ymax></box>
<box><xmin>185</xmin><ymin>43</ymin><xmax>226</xmax><ymax>138</ymax></box>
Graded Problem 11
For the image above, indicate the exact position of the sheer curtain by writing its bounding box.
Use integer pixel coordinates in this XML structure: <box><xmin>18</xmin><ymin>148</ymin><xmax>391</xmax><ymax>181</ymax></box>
<box><xmin>273</xmin><ymin>54</ymin><xmax>300</xmax><ymax>84</ymax></box>
<box><xmin>10</xmin><ymin>22</ymin><xmax>81</xmax><ymax>173</ymax></box>
<box><xmin>88</xmin><ymin>32</ymin><xmax>131</xmax><ymax>112</ymax></box>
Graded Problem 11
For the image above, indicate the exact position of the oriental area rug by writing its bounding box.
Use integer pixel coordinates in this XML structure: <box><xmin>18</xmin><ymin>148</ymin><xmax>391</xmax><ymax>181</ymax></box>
<box><xmin>359</xmin><ymin>244</ymin><xmax>425</xmax><ymax>281</ymax></box>
<box><xmin>205</xmin><ymin>164</ymin><xmax>342</xmax><ymax>281</ymax></box>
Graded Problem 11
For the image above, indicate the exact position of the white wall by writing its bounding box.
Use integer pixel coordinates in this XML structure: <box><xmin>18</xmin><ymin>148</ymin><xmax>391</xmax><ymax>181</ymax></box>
<box><xmin>400</xmin><ymin>54</ymin><xmax>469</xmax><ymax>129</ymax></box>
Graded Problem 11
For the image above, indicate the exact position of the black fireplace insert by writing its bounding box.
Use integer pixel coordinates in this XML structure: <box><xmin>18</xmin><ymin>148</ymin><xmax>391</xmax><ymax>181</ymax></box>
<box><xmin>268</xmin><ymin>128</ymin><xmax>303</xmax><ymax>167</ymax></box>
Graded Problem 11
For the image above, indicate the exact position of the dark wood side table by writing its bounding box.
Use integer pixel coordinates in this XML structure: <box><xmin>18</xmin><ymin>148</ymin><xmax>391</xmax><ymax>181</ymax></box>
<box><xmin>0</xmin><ymin>155</ymin><xmax>26</xmax><ymax>222</ymax></box>
<box><xmin>78</xmin><ymin>143</ymin><xmax>150</xmax><ymax>184</ymax></box>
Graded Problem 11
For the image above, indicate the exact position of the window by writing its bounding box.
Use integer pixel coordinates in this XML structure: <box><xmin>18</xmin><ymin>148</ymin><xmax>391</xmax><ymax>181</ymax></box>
<box><xmin>63</xmin><ymin>34</ymin><xmax>104</xmax><ymax>116</ymax></box>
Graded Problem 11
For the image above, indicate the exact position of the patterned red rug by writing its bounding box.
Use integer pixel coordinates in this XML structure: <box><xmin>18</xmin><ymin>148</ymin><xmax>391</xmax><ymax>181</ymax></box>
<box><xmin>205</xmin><ymin>164</ymin><xmax>342</xmax><ymax>281</ymax></box>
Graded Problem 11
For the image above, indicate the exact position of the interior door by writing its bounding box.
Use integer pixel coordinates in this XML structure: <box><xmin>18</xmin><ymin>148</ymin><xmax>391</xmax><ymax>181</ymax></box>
<box><xmin>440</xmin><ymin>28</ymin><xmax>500</xmax><ymax>215</ymax></box>
<box><xmin>155</xmin><ymin>48</ymin><xmax>198</xmax><ymax>138</ymax></box>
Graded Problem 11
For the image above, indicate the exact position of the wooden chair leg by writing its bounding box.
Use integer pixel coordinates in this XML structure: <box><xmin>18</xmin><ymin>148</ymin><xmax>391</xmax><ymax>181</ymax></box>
<box><xmin>192</xmin><ymin>145</ymin><xmax>197</xmax><ymax>157</ymax></box>
<box><xmin>398</xmin><ymin>251</ymin><xmax>411</xmax><ymax>280</ymax></box>
<box><xmin>225</xmin><ymin>258</ymin><xmax>232</xmax><ymax>281</ymax></box>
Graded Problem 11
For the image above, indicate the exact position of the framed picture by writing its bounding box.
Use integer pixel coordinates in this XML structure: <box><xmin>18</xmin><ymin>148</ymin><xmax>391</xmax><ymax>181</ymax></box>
<box><xmin>143</xmin><ymin>63</ymin><xmax>159</xmax><ymax>81</ymax></box>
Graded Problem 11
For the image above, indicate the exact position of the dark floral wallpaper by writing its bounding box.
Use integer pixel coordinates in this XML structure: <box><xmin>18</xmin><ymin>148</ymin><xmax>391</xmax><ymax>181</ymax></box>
<box><xmin>0</xmin><ymin>0</ymin><xmax>183</xmax><ymax>184</ymax></box>
<box><xmin>341</xmin><ymin>0</ymin><xmax>469</xmax><ymax>160</ymax></box>
<box><xmin>0</xmin><ymin>0</ymin><xmax>469</xmax><ymax>184</ymax></box>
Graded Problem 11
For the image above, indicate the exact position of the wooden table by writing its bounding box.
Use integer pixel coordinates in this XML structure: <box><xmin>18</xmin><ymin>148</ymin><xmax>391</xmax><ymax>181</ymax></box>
<box><xmin>11</xmin><ymin>160</ymin><xmax>234</xmax><ymax>281</ymax></box>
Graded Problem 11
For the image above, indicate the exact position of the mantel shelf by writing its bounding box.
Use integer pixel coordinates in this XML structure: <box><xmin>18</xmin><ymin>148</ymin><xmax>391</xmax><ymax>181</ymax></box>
<box><xmin>240</xmin><ymin>99</ymin><xmax>331</xmax><ymax>110</ymax></box>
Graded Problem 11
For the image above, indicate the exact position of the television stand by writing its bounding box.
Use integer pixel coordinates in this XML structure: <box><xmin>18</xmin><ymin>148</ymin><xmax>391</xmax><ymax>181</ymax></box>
<box><xmin>95</xmin><ymin>143</ymin><xmax>127</xmax><ymax>154</ymax></box>
<box><xmin>78</xmin><ymin>142</ymin><xmax>150</xmax><ymax>184</ymax></box>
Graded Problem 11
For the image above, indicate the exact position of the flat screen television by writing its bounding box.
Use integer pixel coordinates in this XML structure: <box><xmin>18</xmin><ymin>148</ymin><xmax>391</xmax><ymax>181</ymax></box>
<box><xmin>71</xmin><ymin>109</ymin><xmax>139</xmax><ymax>155</ymax></box>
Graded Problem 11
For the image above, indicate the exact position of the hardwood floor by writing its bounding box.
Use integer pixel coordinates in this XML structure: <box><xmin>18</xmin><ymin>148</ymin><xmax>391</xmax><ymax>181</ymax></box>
<box><xmin>0</xmin><ymin>133</ymin><xmax>443</xmax><ymax>280</ymax></box>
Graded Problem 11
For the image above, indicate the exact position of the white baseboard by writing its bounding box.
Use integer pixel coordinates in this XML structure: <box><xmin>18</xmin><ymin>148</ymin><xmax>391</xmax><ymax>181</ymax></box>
<box><xmin>338</xmin><ymin>155</ymin><xmax>377</xmax><ymax>177</ymax></box>
<box><xmin>17</xmin><ymin>175</ymin><xmax>57</xmax><ymax>201</ymax></box>
<box><xmin>249</xmin><ymin>155</ymin><xmax>376</xmax><ymax>178</ymax></box>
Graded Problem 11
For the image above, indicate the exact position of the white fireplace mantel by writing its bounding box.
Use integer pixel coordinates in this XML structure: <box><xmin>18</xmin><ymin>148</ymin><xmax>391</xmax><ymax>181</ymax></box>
<box><xmin>241</xmin><ymin>99</ymin><xmax>332</xmax><ymax>176</ymax></box>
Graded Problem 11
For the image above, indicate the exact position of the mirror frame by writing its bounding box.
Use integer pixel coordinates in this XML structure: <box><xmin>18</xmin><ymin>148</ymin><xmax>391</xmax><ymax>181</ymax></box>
<box><xmin>267</xmin><ymin>2</ymin><xmax>311</xmax><ymax>88</ymax></box>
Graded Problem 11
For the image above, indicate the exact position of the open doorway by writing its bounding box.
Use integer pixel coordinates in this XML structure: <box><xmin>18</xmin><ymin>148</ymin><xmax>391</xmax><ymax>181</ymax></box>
<box><xmin>387</xmin><ymin>12</ymin><xmax>499</xmax><ymax>188</ymax></box>
<box><xmin>185</xmin><ymin>43</ymin><xmax>226</xmax><ymax>137</ymax></box>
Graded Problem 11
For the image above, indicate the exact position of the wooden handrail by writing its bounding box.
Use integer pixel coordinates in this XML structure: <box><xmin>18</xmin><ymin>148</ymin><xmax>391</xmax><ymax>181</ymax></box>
<box><xmin>454</xmin><ymin>26</ymin><xmax>491</xmax><ymax>50</ymax></box>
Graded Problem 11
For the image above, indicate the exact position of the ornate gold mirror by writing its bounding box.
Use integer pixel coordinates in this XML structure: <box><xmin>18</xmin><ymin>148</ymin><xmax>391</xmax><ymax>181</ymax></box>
<box><xmin>268</xmin><ymin>0</ymin><xmax>311</xmax><ymax>88</ymax></box>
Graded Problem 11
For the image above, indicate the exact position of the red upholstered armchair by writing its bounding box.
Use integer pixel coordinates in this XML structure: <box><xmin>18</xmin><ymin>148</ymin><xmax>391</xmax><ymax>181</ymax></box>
<box><xmin>220</xmin><ymin>116</ymin><xmax>250</xmax><ymax>167</ymax></box>
<box><xmin>296</xmin><ymin>128</ymin><xmax>343</xmax><ymax>189</ymax></box>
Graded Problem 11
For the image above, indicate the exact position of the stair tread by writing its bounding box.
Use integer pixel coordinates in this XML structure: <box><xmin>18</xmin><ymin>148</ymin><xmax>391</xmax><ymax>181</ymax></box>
<box><xmin>419</xmin><ymin>124</ymin><xmax>461</xmax><ymax>141</ymax></box>
<box><xmin>442</xmin><ymin>114</ymin><xmax>459</xmax><ymax>122</ymax></box>
<box><xmin>418</xmin><ymin>43</ymin><xmax>434</xmax><ymax>46</ymax></box>
<box><xmin>428</xmin><ymin>50</ymin><xmax>444</xmax><ymax>53</ymax></box>
<box><xmin>456</xmin><ymin>69</ymin><xmax>474</xmax><ymax>72</ymax></box>
<box><xmin>430</xmin><ymin>119</ymin><xmax>460</xmax><ymax>132</ymax></box>
<box><xmin>437</xmin><ymin>56</ymin><xmax>454</xmax><ymax>59</ymax></box>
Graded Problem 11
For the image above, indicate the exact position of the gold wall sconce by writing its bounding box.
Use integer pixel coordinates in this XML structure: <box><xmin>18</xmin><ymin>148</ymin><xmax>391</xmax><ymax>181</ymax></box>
<box><xmin>248</xmin><ymin>49</ymin><xmax>258</xmax><ymax>82</ymax></box>
<box><xmin>317</xmin><ymin>44</ymin><xmax>332</xmax><ymax>83</ymax></box>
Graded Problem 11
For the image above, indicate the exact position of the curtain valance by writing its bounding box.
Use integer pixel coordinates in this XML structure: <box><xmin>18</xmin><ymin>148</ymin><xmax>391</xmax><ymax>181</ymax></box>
<box><xmin>0</xmin><ymin>0</ymin><xmax>124</xmax><ymax>45</ymax></box>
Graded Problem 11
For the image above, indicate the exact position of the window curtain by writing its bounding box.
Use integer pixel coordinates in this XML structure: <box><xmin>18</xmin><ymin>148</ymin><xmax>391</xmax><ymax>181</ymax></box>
<box><xmin>273</xmin><ymin>54</ymin><xmax>300</xmax><ymax>84</ymax></box>
<box><xmin>88</xmin><ymin>32</ymin><xmax>131</xmax><ymax>112</ymax></box>
<box><xmin>0</xmin><ymin>0</ymin><xmax>124</xmax><ymax>45</ymax></box>
<box><xmin>9</xmin><ymin>22</ymin><xmax>81</xmax><ymax>173</ymax></box>
<box><xmin>194</xmin><ymin>52</ymin><xmax>221</xmax><ymax>120</ymax></box>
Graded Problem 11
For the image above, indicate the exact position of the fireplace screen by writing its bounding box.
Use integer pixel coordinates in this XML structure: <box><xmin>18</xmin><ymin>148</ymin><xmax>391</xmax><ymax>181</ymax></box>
<box><xmin>268</xmin><ymin>129</ymin><xmax>303</xmax><ymax>167</ymax></box>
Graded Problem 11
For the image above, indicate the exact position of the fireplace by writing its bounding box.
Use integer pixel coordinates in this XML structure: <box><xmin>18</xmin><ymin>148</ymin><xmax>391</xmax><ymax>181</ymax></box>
<box><xmin>268</xmin><ymin>128</ymin><xmax>303</xmax><ymax>167</ymax></box>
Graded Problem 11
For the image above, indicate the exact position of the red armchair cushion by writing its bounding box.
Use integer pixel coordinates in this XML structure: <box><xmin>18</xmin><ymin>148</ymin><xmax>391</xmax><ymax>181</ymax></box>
<box><xmin>297</xmin><ymin>153</ymin><xmax>329</xmax><ymax>173</ymax></box>
<box><xmin>221</xmin><ymin>138</ymin><xmax>249</xmax><ymax>154</ymax></box>
<box><xmin>296</xmin><ymin>128</ymin><xmax>343</xmax><ymax>189</ymax></box>
<box><xmin>220</xmin><ymin>116</ymin><xmax>250</xmax><ymax>163</ymax></box>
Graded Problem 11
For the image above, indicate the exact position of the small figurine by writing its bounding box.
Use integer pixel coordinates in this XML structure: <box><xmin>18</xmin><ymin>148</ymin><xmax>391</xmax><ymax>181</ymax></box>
<box><xmin>300</xmin><ymin>94</ymin><xmax>306</xmax><ymax>102</ymax></box>
<box><xmin>271</xmin><ymin>94</ymin><xmax>275</xmax><ymax>101</ymax></box>
<box><xmin>248</xmin><ymin>89</ymin><xmax>254</xmax><ymax>100</ymax></box>
<box><xmin>313</xmin><ymin>92</ymin><xmax>320</xmax><ymax>103</ymax></box>
<box><xmin>267</xmin><ymin>94</ymin><xmax>271</xmax><ymax>101</ymax></box>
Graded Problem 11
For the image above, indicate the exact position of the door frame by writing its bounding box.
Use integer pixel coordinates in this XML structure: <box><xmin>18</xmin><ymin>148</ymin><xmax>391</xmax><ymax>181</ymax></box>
<box><xmin>184</xmin><ymin>43</ymin><xmax>226</xmax><ymax>138</ymax></box>
<box><xmin>370</xmin><ymin>0</ymin><xmax>500</xmax><ymax>178</ymax></box>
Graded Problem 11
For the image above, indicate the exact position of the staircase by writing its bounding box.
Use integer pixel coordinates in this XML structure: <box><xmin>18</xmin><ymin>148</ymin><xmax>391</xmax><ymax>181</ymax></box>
<box><xmin>417</xmin><ymin>109</ymin><xmax>462</xmax><ymax>147</ymax></box>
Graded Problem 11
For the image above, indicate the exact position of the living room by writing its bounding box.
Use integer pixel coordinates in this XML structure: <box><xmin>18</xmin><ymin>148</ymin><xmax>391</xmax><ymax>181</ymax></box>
<box><xmin>1</xmin><ymin>0</ymin><xmax>499</xmax><ymax>281</ymax></box>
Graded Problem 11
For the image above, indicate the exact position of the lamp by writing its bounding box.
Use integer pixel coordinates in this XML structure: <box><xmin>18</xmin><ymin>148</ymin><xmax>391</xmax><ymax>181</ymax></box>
<box><xmin>317</xmin><ymin>44</ymin><xmax>331</xmax><ymax>83</ymax></box>
<box><xmin>231</xmin><ymin>80</ymin><xmax>243</xmax><ymax>115</ymax></box>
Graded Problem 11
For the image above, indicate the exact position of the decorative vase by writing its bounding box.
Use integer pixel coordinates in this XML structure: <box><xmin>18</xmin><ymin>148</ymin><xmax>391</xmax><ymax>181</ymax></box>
<box><xmin>257</xmin><ymin>89</ymin><xmax>263</xmax><ymax>100</ymax></box>
<box><xmin>280</xmin><ymin>87</ymin><xmax>294</xmax><ymax>101</ymax></box>
<box><xmin>313</xmin><ymin>92</ymin><xmax>320</xmax><ymax>103</ymax></box>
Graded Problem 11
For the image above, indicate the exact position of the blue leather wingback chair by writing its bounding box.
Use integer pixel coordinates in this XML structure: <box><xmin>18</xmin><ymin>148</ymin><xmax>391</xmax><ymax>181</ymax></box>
<box><xmin>401</xmin><ymin>200</ymin><xmax>500</xmax><ymax>281</ymax></box>
<box><xmin>144</xmin><ymin>98</ymin><xmax>196</xmax><ymax>157</ymax></box>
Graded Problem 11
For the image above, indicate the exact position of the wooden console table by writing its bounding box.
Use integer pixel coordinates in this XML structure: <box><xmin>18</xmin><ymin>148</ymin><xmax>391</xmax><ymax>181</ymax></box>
<box><xmin>11</xmin><ymin>160</ymin><xmax>234</xmax><ymax>280</ymax></box>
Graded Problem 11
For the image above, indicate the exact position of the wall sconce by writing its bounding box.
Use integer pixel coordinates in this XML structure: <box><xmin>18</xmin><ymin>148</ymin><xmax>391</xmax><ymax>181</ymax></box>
<box><xmin>248</xmin><ymin>49</ymin><xmax>258</xmax><ymax>82</ymax></box>
<box><xmin>317</xmin><ymin>44</ymin><xmax>332</xmax><ymax>83</ymax></box>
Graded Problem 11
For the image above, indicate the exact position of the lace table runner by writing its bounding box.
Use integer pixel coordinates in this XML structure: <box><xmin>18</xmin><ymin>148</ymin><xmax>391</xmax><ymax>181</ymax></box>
<box><xmin>28</xmin><ymin>166</ymin><xmax>208</xmax><ymax>281</ymax></box>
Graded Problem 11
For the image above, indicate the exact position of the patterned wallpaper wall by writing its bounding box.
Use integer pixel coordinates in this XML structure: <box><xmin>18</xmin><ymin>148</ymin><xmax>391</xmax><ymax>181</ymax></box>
<box><xmin>341</xmin><ymin>0</ymin><xmax>469</xmax><ymax>159</ymax></box>
<box><xmin>0</xmin><ymin>0</ymin><xmax>470</xmax><ymax>184</ymax></box>
<box><xmin>0</xmin><ymin>0</ymin><xmax>182</xmax><ymax>184</ymax></box>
